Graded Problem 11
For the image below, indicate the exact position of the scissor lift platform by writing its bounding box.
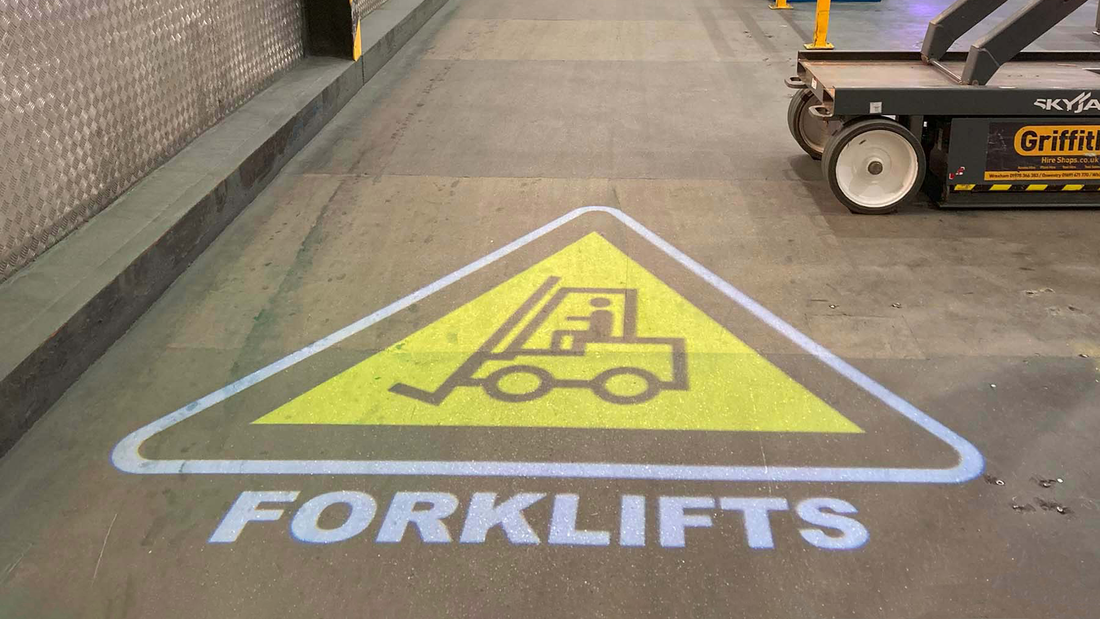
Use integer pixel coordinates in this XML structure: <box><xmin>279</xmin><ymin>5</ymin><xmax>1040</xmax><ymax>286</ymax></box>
<box><xmin>785</xmin><ymin>0</ymin><xmax>1100</xmax><ymax>213</ymax></box>
<box><xmin>797</xmin><ymin>51</ymin><xmax>1100</xmax><ymax>115</ymax></box>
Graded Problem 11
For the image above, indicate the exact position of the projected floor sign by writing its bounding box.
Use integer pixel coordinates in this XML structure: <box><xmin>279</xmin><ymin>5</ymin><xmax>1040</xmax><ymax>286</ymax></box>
<box><xmin>113</xmin><ymin>207</ymin><xmax>983</xmax><ymax>552</ymax></box>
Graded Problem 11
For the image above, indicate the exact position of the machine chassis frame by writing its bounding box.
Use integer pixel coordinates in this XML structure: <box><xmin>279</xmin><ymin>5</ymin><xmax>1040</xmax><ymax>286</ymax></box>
<box><xmin>790</xmin><ymin>50</ymin><xmax>1100</xmax><ymax>208</ymax></box>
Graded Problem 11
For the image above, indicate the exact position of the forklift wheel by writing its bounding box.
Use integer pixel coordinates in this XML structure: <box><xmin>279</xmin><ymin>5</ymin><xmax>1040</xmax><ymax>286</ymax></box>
<box><xmin>787</xmin><ymin>89</ymin><xmax>829</xmax><ymax>160</ymax></box>
<box><xmin>484</xmin><ymin>365</ymin><xmax>554</xmax><ymax>403</ymax></box>
<box><xmin>822</xmin><ymin>118</ymin><xmax>926</xmax><ymax>215</ymax></box>
<box><xmin>592</xmin><ymin>368</ymin><xmax>661</xmax><ymax>405</ymax></box>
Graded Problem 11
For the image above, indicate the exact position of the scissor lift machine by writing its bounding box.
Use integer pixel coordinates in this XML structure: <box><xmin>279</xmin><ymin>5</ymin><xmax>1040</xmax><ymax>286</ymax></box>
<box><xmin>786</xmin><ymin>0</ymin><xmax>1100</xmax><ymax>213</ymax></box>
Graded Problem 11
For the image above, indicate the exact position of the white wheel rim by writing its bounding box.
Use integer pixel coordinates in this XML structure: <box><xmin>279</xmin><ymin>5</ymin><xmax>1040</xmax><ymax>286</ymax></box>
<box><xmin>798</xmin><ymin>104</ymin><xmax>828</xmax><ymax>154</ymax></box>
<box><xmin>835</xmin><ymin>128</ymin><xmax>919</xmax><ymax>209</ymax></box>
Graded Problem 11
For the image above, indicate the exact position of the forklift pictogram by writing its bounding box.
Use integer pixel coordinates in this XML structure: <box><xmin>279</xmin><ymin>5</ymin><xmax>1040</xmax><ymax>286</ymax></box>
<box><xmin>390</xmin><ymin>276</ymin><xmax>688</xmax><ymax>405</ymax></box>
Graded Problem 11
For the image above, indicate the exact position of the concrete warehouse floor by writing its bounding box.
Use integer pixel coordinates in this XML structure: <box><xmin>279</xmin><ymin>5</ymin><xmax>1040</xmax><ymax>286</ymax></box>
<box><xmin>2</xmin><ymin>0</ymin><xmax>1099</xmax><ymax>617</ymax></box>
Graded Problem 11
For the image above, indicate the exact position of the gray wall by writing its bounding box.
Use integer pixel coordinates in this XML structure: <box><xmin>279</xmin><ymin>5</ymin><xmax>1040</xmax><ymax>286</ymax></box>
<box><xmin>0</xmin><ymin>0</ymin><xmax>306</xmax><ymax>282</ymax></box>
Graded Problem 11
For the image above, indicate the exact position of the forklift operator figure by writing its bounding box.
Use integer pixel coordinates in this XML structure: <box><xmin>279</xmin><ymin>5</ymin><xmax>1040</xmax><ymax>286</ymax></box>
<box><xmin>550</xmin><ymin>297</ymin><xmax>614</xmax><ymax>352</ymax></box>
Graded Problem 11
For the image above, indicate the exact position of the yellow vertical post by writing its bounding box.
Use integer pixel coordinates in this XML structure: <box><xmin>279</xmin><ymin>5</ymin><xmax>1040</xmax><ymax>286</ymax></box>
<box><xmin>351</xmin><ymin>0</ymin><xmax>363</xmax><ymax>60</ymax></box>
<box><xmin>770</xmin><ymin>0</ymin><xmax>792</xmax><ymax>10</ymax></box>
<box><xmin>804</xmin><ymin>0</ymin><xmax>835</xmax><ymax>49</ymax></box>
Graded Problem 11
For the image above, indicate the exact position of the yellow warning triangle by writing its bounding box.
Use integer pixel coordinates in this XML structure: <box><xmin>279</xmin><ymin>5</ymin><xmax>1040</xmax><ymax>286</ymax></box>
<box><xmin>255</xmin><ymin>233</ymin><xmax>861</xmax><ymax>433</ymax></box>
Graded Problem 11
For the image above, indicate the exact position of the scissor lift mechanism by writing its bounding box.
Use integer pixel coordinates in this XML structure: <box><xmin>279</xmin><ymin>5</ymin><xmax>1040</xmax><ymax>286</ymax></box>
<box><xmin>785</xmin><ymin>0</ymin><xmax>1100</xmax><ymax>213</ymax></box>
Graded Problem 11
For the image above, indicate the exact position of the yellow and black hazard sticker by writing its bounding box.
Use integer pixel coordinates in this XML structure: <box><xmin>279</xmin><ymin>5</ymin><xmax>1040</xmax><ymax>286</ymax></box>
<box><xmin>953</xmin><ymin>184</ymin><xmax>1100</xmax><ymax>193</ymax></box>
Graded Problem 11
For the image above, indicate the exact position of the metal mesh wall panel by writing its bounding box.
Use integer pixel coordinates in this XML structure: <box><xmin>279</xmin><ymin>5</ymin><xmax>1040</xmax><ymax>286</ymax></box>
<box><xmin>0</xmin><ymin>0</ymin><xmax>305</xmax><ymax>281</ymax></box>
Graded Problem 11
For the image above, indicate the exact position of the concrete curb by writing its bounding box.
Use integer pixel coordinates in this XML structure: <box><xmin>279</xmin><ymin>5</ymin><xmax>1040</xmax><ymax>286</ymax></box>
<box><xmin>0</xmin><ymin>0</ymin><xmax>449</xmax><ymax>456</ymax></box>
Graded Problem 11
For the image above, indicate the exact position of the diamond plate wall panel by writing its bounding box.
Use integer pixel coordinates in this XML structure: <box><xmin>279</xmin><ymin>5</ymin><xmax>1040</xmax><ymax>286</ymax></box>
<box><xmin>0</xmin><ymin>0</ymin><xmax>305</xmax><ymax>282</ymax></box>
<box><xmin>356</xmin><ymin>0</ymin><xmax>390</xmax><ymax>23</ymax></box>
<box><xmin>353</xmin><ymin>0</ymin><xmax>390</xmax><ymax>44</ymax></box>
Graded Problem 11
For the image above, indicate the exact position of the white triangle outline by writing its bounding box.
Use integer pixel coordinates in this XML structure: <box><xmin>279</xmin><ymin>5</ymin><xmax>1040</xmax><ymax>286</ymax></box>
<box><xmin>113</xmin><ymin>207</ymin><xmax>984</xmax><ymax>483</ymax></box>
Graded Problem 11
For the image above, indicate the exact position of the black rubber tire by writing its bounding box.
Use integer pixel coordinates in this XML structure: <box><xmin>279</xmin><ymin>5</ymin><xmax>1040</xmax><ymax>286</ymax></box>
<box><xmin>821</xmin><ymin>118</ymin><xmax>926</xmax><ymax>215</ymax></box>
<box><xmin>787</xmin><ymin>89</ymin><xmax>828</xmax><ymax>160</ymax></box>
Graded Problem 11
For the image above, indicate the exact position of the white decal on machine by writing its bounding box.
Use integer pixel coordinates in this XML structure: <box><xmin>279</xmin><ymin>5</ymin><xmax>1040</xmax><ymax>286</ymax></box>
<box><xmin>1033</xmin><ymin>92</ymin><xmax>1100</xmax><ymax>114</ymax></box>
